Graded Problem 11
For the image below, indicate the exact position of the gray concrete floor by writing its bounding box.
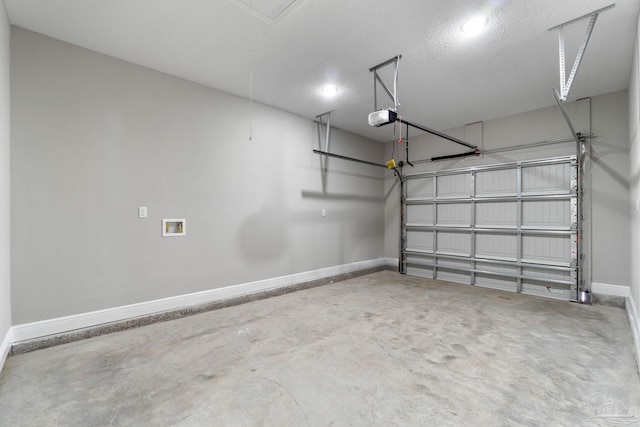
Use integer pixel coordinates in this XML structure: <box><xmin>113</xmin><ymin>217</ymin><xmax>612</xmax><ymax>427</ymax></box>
<box><xmin>1</xmin><ymin>271</ymin><xmax>639</xmax><ymax>426</ymax></box>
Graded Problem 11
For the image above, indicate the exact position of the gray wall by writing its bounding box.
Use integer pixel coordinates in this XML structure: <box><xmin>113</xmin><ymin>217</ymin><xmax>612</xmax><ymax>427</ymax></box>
<box><xmin>10</xmin><ymin>28</ymin><xmax>385</xmax><ymax>324</ymax></box>
<box><xmin>590</xmin><ymin>91</ymin><xmax>630</xmax><ymax>287</ymax></box>
<box><xmin>630</xmin><ymin>13</ymin><xmax>640</xmax><ymax>316</ymax></box>
<box><xmin>385</xmin><ymin>91</ymin><xmax>631</xmax><ymax>290</ymax></box>
<box><xmin>0</xmin><ymin>1</ymin><xmax>10</xmax><ymax>342</ymax></box>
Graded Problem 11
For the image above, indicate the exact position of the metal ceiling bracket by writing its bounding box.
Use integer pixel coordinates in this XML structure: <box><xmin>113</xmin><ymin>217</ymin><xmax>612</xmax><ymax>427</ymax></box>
<box><xmin>315</xmin><ymin>110</ymin><xmax>334</xmax><ymax>193</ymax></box>
<box><xmin>313</xmin><ymin>109</ymin><xmax>401</xmax><ymax>171</ymax></box>
<box><xmin>316</xmin><ymin>110</ymin><xmax>333</xmax><ymax>153</ymax></box>
<box><xmin>549</xmin><ymin>3</ymin><xmax>615</xmax><ymax>101</ymax></box>
<box><xmin>367</xmin><ymin>55</ymin><xmax>479</xmax><ymax>160</ymax></box>
<box><xmin>370</xmin><ymin>55</ymin><xmax>402</xmax><ymax>111</ymax></box>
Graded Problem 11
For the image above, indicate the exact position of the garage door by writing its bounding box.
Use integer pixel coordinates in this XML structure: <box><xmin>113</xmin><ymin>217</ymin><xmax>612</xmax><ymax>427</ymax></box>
<box><xmin>401</xmin><ymin>156</ymin><xmax>580</xmax><ymax>301</ymax></box>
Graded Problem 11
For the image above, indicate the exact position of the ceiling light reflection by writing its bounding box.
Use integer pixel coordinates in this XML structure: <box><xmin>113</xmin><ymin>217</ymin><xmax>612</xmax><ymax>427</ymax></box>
<box><xmin>462</xmin><ymin>16</ymin><xmax>487</xmax><ymax>36</ymax></box>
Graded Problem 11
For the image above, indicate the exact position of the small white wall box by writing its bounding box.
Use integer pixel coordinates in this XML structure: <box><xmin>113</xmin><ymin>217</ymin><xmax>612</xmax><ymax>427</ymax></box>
<box><xmin>162</xmin><ymin>219</ymin><xmax>186</xmax><ymax>237</ymax></box>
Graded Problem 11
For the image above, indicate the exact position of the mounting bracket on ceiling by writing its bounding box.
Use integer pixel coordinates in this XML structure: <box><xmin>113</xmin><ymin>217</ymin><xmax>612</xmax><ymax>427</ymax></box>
<box><xmin>316</xmin><ymin>110</ymin><xmax>333</xmax><ymax>153</ymax></box>
<box><xmin>366</xmin><ymin>55</ymin><xmax>480</xmax><ymax>162</ymax></box>
<box><xmin>315</xmin><ymin>110</ymin><xmax>334</xmax><ymax>193</ymax></box>
<box><xmin>548</xmin><ymin>4</ymin><xmax>613</xmax><ymax>145</ymax></box>
<box><xmin>549</xmin><ymin>3</ymin><xmax>615</xmax><ymax>102</ymax></box>
<box><xmin>370</xmin><ymin>55</ymin><xmax>402</xmax><ymax>112</ymax></box>
<box><xmin>313</xmin><ymin>109</ymin><xmax>388</xmax><ymax>170</ymax></box>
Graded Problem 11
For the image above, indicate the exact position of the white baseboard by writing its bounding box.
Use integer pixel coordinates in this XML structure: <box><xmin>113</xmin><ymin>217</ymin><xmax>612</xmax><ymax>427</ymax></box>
<box><xmin>591</xmin><ymin>282</ymin><xmax>631</xmax><ymax>297</ymax></box>
<box><xmin>12</xmin><ymin>258</ymin><xmax>386</xmax><ymax>344</ymax></box>
<box><xmin>0</xmin><ymin>326</ymin><xmax>12</xmax><ymax>373</ymax></box>
<box><xmin>626</xmin><ymin>292</ymin><xmax>640</xmax><ymax>374</ymax></box>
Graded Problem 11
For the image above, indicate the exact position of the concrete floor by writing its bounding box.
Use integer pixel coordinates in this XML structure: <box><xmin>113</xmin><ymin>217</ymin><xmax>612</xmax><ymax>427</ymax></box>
<box><xmin>1</xmin><ymin>271</ymin><xmax>639</xmax><ymax>426</ymax></box>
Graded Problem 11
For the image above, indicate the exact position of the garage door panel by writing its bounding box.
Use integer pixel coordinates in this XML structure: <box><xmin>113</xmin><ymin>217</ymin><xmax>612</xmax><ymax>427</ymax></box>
<box><xmin>407</xmin><ymin>177</ymin><xmax>433</xmax><ymax>199</ymax></box>
<box><xmin>522</xmin><ymin>281</ymin><xmax>571</xmax><ymax>300</ymax></box>
<box><xmin>475</xmin><ymin>263</ymin><xmax>517</xmax><ymax>292</ymax></box>
<box><xmin>437</xmin><ymin>261</ymin><xmax>472</xmax><ymax>284</ymax></box>
<box><xmin>522</xmin><ymin>163</ymin><xmax>571</xmax><ymax>194</ymax></box>
<box><xmin>406</xmin><ymin>230</ymin><xmax>433</xmax><ymax>251</ymax></box>
<box><xmin>476</xmin><ymin>234</ymin><xmax>517</xmax><ymax>260</ymax></box>
<box><xmin>521</xmin><ymin>266</ymin><xmax>572</xmax><ymax>283</ymax></box>
<box><xmin>437</xmin><ymin>231</ymin><xmax>471</xmax><ymax>256</ymax></box>
<box><xmin>475</xmin><ymin>273</ymin><xmax>517</xmax><ymax>292</ymax></box>
<box><xmin>437</xmin><ymin>174</ymin><xmax>469</xmax><ymax>198</ymax></box>
<box><xmin>437</xmin><ymin>203</ymin><xmax>470</xmax><ymax>226</ymax></box>
<box><xmin>406</xmin><ymin>266</ymin><xmax>434</xmax><ymax>279</ymax></box>
<box><xmin>522</xmin><ymin>200</ymin><xmax>571</xmax><ymax>229</ymax></box>
<box><xmin>475</xmin><ymin>169</ymin><xmax>517</xmax><ymax>196</ymax></box>
<box><xmin>476</xmin><ymin>201</ymin><xmax>517</xmax><ymax>227</ymax></box>
<box><xmin>522</xmin><ymin>234</ymin><xmax>572</xmax><ymax>265</ymax></box>
<box><xmin>407</xmin><ymin>205</ymin><xmax>433</xmax><ymax>225</ymax></box>
<box><xmin>406</xmin><ymin>253</ymin><xmax>433</xmax><ymax>267</ymax></box>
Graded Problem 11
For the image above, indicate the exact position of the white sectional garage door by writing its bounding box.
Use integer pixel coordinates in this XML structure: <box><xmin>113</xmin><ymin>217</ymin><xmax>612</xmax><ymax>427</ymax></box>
<box><xmin>401</xmin><ymin>156</ymin><xmax>580</xmax><ymax>301</ymax></box>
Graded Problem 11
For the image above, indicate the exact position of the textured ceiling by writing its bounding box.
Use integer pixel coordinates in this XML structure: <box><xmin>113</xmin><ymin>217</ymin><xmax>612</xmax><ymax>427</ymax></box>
<box><xmin>5</xmin><ymin>0</ymin><xmax>639</xmax><ymax>142</ymax></box>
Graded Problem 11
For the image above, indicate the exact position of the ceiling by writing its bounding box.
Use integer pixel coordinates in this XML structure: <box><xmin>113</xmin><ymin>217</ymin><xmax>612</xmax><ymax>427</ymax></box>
<box><xmin>4</xmin><ymin>0</ymin><xmax>640</xmax><ymax>142</ymax></box>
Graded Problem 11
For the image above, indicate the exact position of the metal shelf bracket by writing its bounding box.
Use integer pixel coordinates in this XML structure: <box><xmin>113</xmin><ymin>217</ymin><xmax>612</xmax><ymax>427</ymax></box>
<box><xmin>549</xmin><ymin>3</ymin><xmax>615</xmax><ymax>102</ymax></box>
<box><xmin>370</xmin><ymin>55</ymin><xmax>402</xmax><ymax>112</ymax></box>
<box><xmin>316</xmin><ymin>110</ymin><xmax>333</xmax><ymax>153</ymax></box>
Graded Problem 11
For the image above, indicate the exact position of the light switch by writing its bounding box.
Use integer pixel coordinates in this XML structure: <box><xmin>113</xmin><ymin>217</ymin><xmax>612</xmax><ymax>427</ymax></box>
<box><xmin>138</xmin><ymin>207</ymin><xmax>148</xmax><ymax>219</ymax></box>
<box><xmin>322</xmin><ymin>208</ymin><xmax>326</xmax><ymax>217</ymax></box>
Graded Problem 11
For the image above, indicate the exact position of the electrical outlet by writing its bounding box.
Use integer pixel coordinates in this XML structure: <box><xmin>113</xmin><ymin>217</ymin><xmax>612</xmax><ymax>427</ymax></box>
<box><xmin>138</xmin><ymin>207</ymin><xmax>148</xmax><ymax>219</ymax></box>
